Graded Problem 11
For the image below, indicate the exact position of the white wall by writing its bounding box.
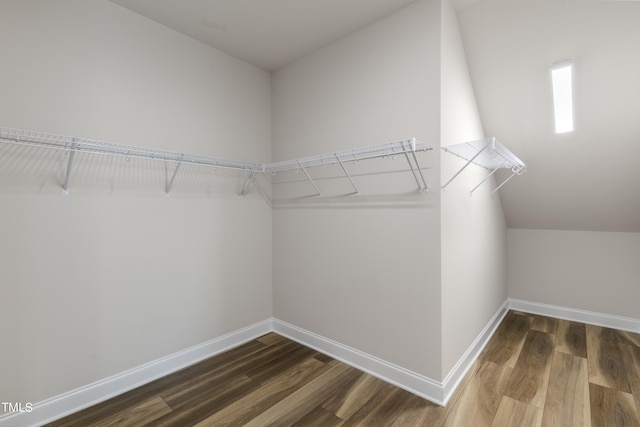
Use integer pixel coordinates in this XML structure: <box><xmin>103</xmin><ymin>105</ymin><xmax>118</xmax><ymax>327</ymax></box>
<box><xmin>508</xmin><ymin>228</ymin><xmax>640</xmax><ymax>320</ymax></box>
<box><xmin>0</xmin><ymin>0</ymin><xmax>272</xmax><ymax>405</ymax></box>
<box><xmin>439</xmin><ymin>0</ymin><xmax>508</xmax><ymax>378</ymax></box>
<box><xmin>272</xmin><ymin>0</ymin><xmax>444</xmax><ymax>379</ymax></box>
<box><xmin>0</xmin><ymin>0</ymin><xmax>519</xmax><ymax>413</ymax></box>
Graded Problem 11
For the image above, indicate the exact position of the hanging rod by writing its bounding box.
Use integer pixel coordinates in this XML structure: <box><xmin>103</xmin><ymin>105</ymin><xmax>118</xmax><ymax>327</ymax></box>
<box><xmin>441</xmin><ymin>137</ymin><xmax>526</xmax><ymax>193</ymax></box>
<box><xmin>0</xmin><ymin>127</ymin><xmax>265</xmax><ymax>173</ymax></box>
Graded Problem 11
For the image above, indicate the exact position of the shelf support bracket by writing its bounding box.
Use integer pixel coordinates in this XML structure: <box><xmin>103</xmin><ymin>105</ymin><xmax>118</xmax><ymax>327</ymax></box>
<box><xmin>491</xmin><ymin>167</ymin><xmax>521</xmax><ymax>195</ymax></box>
<box><xmin>297</xmin><ymin>160</ymin><xmax>321</xmax><ymax>196</ymax></box>
<box><xmin>403</xmin><ymin>150</ymin><xmax>428</xmax><ymax>192</ymax></box>
<box><xmin>335</xmin><ymin>154</ymin><xmax>358</xmax><ymax>194</ymax></box>
<box><xmin>470</xmin><ymin>165</ymin><xmax>500</xmax><ymax>194</ymax></box>
<box><xmin>411</xmin><ymin>149</ymin><xmax>428</xmax><ymax>192</ymax></box>
<box><xmin>442</xmin><ymin>143</ymin><xmax>490</xmax><ymax>190</ymax></box>
<box><xmin>404</xmin><ymin>152</ymin><xmax>421</xmax><ymax>190</ymax></box>
<box><xmin>251</xmin><ymin>176</ymin><xmax>272</xmax><ymax>208</ymax></box>
<box><xmin>165</xmin><ymin>155</ymin><xmax>183</xmax><ymax>195</ymax></box>
<box><xmin>238</xmin><ymin>171</ymin><xmax>256</xmax><ymax>196</ymax></box>
<box><xmin>62</xmin><ymin>140</ymin><xmax>78</xmax><ymax>194</ymax></box>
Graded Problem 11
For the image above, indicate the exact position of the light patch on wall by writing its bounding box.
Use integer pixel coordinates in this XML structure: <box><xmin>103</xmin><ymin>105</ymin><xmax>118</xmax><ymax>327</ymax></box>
<box><xmin>551</xmin><ymin>60</ymin><xmax>574</xmax><ymax>133</ymax></box>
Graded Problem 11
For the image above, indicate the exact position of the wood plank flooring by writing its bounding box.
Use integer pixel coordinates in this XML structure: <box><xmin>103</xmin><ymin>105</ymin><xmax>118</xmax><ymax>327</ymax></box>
<box><xmin>47</xmin><ymin>311</ymin><xmax>640</xmax><ymax>426</ymax></box>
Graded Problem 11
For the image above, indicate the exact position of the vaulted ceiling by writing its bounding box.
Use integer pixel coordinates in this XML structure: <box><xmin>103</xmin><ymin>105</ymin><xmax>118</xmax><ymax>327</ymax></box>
<box><xmin>109</xmin><ymin>0</ymin><xmax>640</xmax><ymax>232</ymax></box>
<box><xmin>457</xmin><ymin>0</ymin><xmax>640</xmax><ymax>232</ymax></box>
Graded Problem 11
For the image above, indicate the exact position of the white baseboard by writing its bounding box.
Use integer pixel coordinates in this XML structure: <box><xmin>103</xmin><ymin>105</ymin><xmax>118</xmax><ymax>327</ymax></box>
<box><xmin>8</xmin><ymin>300</ymin><xmax>634</xmax><ymax>426</ymax></box>
<box><xmin>508</xmin><ymin>299</ymin><xmax>640</xmax><ymax>333</ymax></box>
<box><xmin>272</xmin><ymin>318</ymin><xmax>447</xmax><ymax>405</ymax></box>
<box><xmin>0</xmin><ymin>319</ymin><xmax>272</xmax><ymax>427</ymax></box>
<box><xmin>273</xmin><ymin>302</ymin><xmax>509</xmax><ymax>408</ymax></box>
<box><xmin>441</xmin><ymin>300</ymin><xmax>509</xmax><ymax>404</ymax></box>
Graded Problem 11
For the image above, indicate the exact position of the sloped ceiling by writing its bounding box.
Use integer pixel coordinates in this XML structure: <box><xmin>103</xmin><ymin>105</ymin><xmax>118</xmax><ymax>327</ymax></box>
<box><xmin>456</xmin><ymin>0</ymin><xmax>640</xmax><ymax>232</ymax></box>
<box><xmin>109</xmin><ymin>0</ymin><xmax>640</xmax><ymax>232</ymax></box>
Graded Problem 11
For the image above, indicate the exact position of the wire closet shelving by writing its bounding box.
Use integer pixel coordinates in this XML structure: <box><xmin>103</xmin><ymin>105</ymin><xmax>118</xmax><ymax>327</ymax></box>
<box><xmin>0</xmin><ymin>127</ymin><xmax>432</xmax><ymax>200</ymax></box>
<box><xmin>266</xmin><ymin>138</ymin><xmax>431</xmax><ymax>196</ymax></box>
<box><xmin>442</xmin><ymin>137</ymin><xmax>526</xmax><ymax>194</ymax></box>
<box><xmin>0</xmin><ymin>127</ymin><xmax>264</xmax><ymax>195</ymax></box>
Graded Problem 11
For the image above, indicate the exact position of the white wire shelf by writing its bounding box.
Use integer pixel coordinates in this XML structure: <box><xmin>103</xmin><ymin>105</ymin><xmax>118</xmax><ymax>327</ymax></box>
<box><xmin>442</xmin><ymin>137</ymin><xmax>526</xmax><ymax>194</ymax></box>
<box><xmin>0</xmin><ymin>127</ymin><xmax>265</xmax><ymax>172</ymax></box>
<box><xmin>0</xmin><ymin>127</ymin><xmax>432</xmax><ymax>199</ymax></box>
<box><xmin>266</xmin><ymin>138</ymin><xmax>432</xmax><ymax>195</ymax></box>
<box><xmin>266</xmin><ymin>139</ymin><xmax>429</xmax><ymax>172</ymax></box>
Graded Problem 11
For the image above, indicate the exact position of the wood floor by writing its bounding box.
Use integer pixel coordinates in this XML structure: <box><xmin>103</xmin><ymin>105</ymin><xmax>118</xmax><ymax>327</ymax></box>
<box><xmin>48</xmin><ymin>311</ymin><xmax>640</xmax><ymax>426</ymax></box>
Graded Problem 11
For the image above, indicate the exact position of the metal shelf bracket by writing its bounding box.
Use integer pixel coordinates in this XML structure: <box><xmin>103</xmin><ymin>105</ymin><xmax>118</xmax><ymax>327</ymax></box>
<box><xmin>442</xmin><ymin>137</ymin><xmax>526</xmax><ymax>194</ymax></box>
<box><xmin>238</xmin><ymin>171</ymin><xmax>256</xmax><ymax>197</ymax></box>
<box><xmin>491</xmin><ymin>165</ymin><xmax>525</xmax><ymax>195</ymax></box>
<box><xmin>403</xmin><ymin>139</ymin><xmax>428</xmax><ymax>192</ymax></box>
<box><xmin>297</xmin><ymin>160</ymin><xmax>321</xmax><ymax>196</ymax></box>
<box><xmin>335</xmin><ymin>154</ymin><xmax>359</xmax><ymax>194</ymax></box>
<box><xmin>62</xmin><ymin>140</ymin><xmax>78</xmax><ymax>195</ymax></box>
<box><xmin>165</xmin><ymin>154</ymin><xmax>184</xmax><ymax>195</ymax></box>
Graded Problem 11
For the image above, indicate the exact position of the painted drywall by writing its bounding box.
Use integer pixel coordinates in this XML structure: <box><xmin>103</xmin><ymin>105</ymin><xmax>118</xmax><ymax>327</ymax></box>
<box><xmin>272</xmin><ymin>0</ymin><xmax>444</xmax><ymax>379</ymax></box>
<box><xmin>440</xmin><ymin>0</ymin><xmax>507</xmax><ymax>378</ymax></box>
<box><xmin>508</xmin><ymin>228</ymin><xmax>640</xmax><ymax>320</ymax></box>
<box><xmin>0</xmin><ymin>0</ymin><xmax>272</xmax><ymax>406</ymax></box>
<box><xmin>456</xmin><ymin>0</ymin><xmax>640</xmax><ymax>232</ymax></box>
